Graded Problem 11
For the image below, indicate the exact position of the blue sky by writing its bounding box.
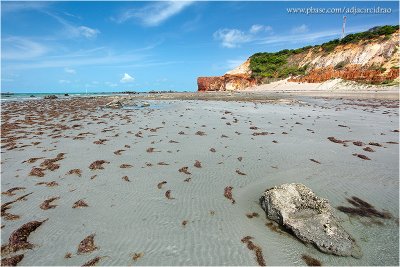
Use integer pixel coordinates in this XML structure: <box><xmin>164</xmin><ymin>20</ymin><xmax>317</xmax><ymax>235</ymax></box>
<box><xmin>1</xmin><ymin>1</ymin><xmax>399</xmax><ymax>93</ymax></box>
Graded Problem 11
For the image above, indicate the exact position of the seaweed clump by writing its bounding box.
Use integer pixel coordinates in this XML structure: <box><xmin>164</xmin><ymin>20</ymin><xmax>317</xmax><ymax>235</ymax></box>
<box><xmin>1</xmin><ymin>193</ymin><xmax>33</xmax><ymax>221</ymax></box>
<box><xmin>29</xmin><ymin>167</ymin><xmax>45</xmax><ymax>177</ymax></box>
<box><xmin>194</xmin><ymin>160</ymin><xmax>202</xmax><ymax>168</ymax></box>
<box><xmin>327</xmin><ymin>137</ymin><xmax>345</xmax><ymax>144</ymax></box>
<box><xmin>165</xmin><ymin>190</ymin><xmax>175</xmax><ymax>200</ymax></box>
<box><xmin>67</xmin><ymin>169</ymin><xmax>82</xmax><ymax>177</ymax></box>
<box><xmin>72</xmin><ymin>200</ymin><xmax>89</xmax><ymax>208</ymax></box>
<box><xmin>352</xmin><ymin>153</ymin><xmax>370</xmax><ymax>160</ymax></box>
<box><xmin>236</xmin><ymin>169</ymin><xmax>246</xmax><ymax>175</ymax></box>
<box><xmin>36</xmin><ymin>181</ymin><xmax>58</xmax><ymax>187</ymax></box>
<box><xmin>224</xmin><ymin>186</ymin><xmax>235</xmax><ymax>204</ymax></box>
<box><xmin>77</xmin><ymin>234</ymin><xmax>97</xmax><ymax>254</ymax></box>
<box><xmin>301</xmin><ymin>254</ymin><xmax>322</xmax><ymax>266</ymax></box>
<box><xmin>1</xmin><ymin>254</ymin><xmax>24</xmax><ymax>266</ymax></box>
<box><xmin>40</xmin><ymin>197</ymin><xmax>60</xmax><ymax>210</ymax></box>
<box><xmin>132</xmin><ymin>252</ymin><xmax>144</xmax><ymax>261</ymax></box>
<box><xmin>157</xmin><ymin>181</ymin><xmax>167</xmax><ymax>189</ymax></box>
<box><xmin>2</xmin><ymin>187</ymin><xmax>25</xmax><ymax>197</ymax></box>
<box><xmin>82</xmin><ymin>256</ymin><xmax>104</xmax><ymax>266</ymax></box>
<box><xmin>178</xmin><ymin>166</ymin><xmax>191</xmax><ymax>175</ymax></box>
<box><xmin>337</xmin><ymin>196</ymin><xmax>392</xmax><ymax>219</ymax></box>
<box><xmin>89</xmin><ymin>160</ymin><xmax>109</xmax><ymax>170</ymax></box>
<box><xmin>1</xmin><ymin>220</ymin><xmax>47</xmax><ymax>255</ymax></box>
<box><xmin>240</xmin><ymin>236</ymin><xmax>266</xmax><ymax>266</ymax></box>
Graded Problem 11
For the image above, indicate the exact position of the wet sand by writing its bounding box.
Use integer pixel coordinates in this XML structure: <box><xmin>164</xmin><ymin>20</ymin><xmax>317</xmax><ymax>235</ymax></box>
<box><xmin>1</xmin><ymin>93</ymin><xmax>399</xmax><ymax>266</ymax></box>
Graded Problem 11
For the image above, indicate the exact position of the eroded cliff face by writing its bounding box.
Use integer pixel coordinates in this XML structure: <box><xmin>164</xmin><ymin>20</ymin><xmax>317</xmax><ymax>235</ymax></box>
<box><xmin>198</xmin><ymin>30</ymin><xmax>399</xmax><ymax>91</ymax></box>
<box><xmin>289</xmin><ymin>31</ymin><xmax>399</xmax><ymax>83</ymax></box>
<box><xmin>197</xmin><ymin>60</ymin><xmax>256</xmax><ymax>92</ymax></box>
<box><xmin>197</xmin><ymin>73</ymin><xmax>256</xmax><ymax>92</ymax></box>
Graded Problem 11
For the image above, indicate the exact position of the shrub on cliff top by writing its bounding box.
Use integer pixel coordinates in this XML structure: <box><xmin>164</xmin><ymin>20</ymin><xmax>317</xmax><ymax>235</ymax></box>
<box><xmin>249</xmin><ymin>25</ymin><xmax>399</xmax><ymax>79</ymax></box>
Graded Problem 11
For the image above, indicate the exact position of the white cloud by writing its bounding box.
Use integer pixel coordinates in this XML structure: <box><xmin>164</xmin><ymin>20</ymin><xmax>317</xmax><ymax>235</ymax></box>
<box><xmin>120</xmin><ymin>73</ymin><xmax>134</xmax><ymax>83</ymax></box>
<box><xmin>59</xmin><ymin>79</ymin><xmax>70</xmax><ymax>84</ymax></box>
<box><xmin>1</xmin><ymin>2</ymin><xmax>50</xmax><ymax>13</ymax></box>
<box><xmin>291</xmin><ymin>24</ymin><xmax>309</xmax><ymax>34</ymax></box>
<box><xmin>213</xmin><ymin>29</ymin><xmax>252</xmax><ymax>48</ymax></box>
<box><xmin>2</xmin><ymin>37</ymin><xmax>48</xmax><ymax>60</ymax></box>
<box><xmin>250</xmin><ymin>24</ymin><xmax>272</xmax><ymax>34</ymax></box>
<box><xmin>64</xmin><ymin>67</ymin><xmax>76</xmax><ymax>74</ymax></box>
<box><xmin>43</xmin><ymin>11</ymin><xmax>100</xmax><ymax>39</ymax></box>
<box><xmin>115</xmin><ymin>1</ymin><xmax>194</xmax><ymax>26</ymax></box>
<box><xmin>77</xmin><ymin>26</ymin><xmax>100</xmax><ymax>39</ymax></box>
<box><xmin>214</xmin><ymin>24</ymin><xmax>272</xmax><ymax>48</ymax></box>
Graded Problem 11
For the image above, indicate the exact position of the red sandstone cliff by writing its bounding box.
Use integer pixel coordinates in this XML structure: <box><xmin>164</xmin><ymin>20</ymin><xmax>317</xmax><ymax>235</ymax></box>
<box><xmin>198</xmin><ymin>29</ymin><xmax>399</xmax><ymax>91</ymax></box>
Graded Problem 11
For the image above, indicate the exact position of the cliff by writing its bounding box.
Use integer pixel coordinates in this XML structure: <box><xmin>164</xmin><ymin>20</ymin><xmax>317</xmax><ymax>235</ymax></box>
<box><xmin>198</xmin><ymin>25</ymin><xmax>399</xmax><ymax>91</ymax></box>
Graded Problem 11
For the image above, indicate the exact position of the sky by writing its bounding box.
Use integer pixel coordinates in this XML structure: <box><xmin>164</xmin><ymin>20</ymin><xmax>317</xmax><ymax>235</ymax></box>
<box><xmin>1</xmin><ymin>1</ymin><xmax>399</xmax><ymax>93</ymax></box>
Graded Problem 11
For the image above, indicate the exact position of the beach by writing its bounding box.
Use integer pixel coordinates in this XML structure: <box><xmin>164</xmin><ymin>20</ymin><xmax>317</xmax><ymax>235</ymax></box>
<box><xmin>1</xmin><ymin>92</ymin><xmax>399</xmax><ymax>266</ymax></box>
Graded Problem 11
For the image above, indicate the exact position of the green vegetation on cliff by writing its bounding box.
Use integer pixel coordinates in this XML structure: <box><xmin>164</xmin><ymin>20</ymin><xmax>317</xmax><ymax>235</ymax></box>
<box><xmin>249</xmin><ymin>25</ymin><xmax>399</xmax><ymax>79</ymax></box>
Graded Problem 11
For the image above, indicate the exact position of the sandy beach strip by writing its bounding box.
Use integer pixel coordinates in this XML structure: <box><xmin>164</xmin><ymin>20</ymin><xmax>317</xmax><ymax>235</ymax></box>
<box><xmin>1</xmin><ymin>94</ymin><xmax>399</xmax><ymax>266</ymax></box>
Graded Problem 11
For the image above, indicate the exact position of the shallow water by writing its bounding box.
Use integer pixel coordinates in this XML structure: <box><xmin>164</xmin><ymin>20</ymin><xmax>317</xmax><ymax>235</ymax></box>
<box><xmin>1</xmin><ymin>97</ymin><xmax>398</xmax><ymax>265</ymax></box>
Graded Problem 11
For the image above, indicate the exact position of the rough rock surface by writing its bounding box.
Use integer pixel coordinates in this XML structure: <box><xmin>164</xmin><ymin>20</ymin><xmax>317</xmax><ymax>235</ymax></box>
<box><xmin>44</xmin><ymin>95</ymin><xmax>58</xmax><ymax>99</ymax></box>
<box><xmin>289</xmin><ymin>66</ymin><xmax>399</xmax><ymax>84</ymax></box>
<box><xmin>197</xmin><ymin>74</ymin><xmax>256</xmax><ymax>91</ymax></box>
<box><xmin>105</xmin><ymin>99</ymin><xmax>123</xmax><ymax>109</ymax></box>
<box><xmin>260</xmin><ymin>183</ymin><xmax>362</xmax><ymax>258</ymax></box>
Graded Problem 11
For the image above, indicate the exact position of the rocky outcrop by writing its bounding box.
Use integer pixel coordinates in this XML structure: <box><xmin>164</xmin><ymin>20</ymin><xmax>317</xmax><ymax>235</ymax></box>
<box><xmin>44</xmin><ymin>95</ymin><xmax>58</xmax><ymax>99</ymax></box>
<box><xmin>289</xmin><ymin>66</ymin><xmax>399</xmax><ymax>83</ymax></box>
<box><xmin>198</xmin><ymin>59</ymin><xmax>257</xmax><ymax>91</ymax></box>
<box><xmin>260</xmin><ymin>183</ymin><xmax>362</xmax><ymax>258</ymax></box>
<box><xmin>105</xmin><ymin>99</ymin><xmax>123</xmax><ymax>109</ymax></box>
<box><xmin>197</xmin><ymin>74</ymin><xmax>257</xmax><ymax>92</ymax></box>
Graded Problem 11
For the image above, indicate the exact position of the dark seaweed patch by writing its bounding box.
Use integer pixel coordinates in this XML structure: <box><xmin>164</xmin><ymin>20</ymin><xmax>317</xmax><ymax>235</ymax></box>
<box><xmin>327</xmin><ymin>137</ymin><xmax>344</xmax><ymax>144</ymax></box>
<box><xmin>337</xmin><ymin>196</ymin><xmax>392</xmax><ymax>219</ymax></box>
<box><xmin>113</xmin><ymin>149</ymin><xmax>125</xmax><ymax>155</ymax></box>
<box><xmin>1</xmin><ymin>220</ymin><xmax>47</xmax><ymax>255</ymax></box>
<box><xmin>246</xmin><ymin>212</ymin><xmax>259</xmax><ymax>219</ymax></box>
<box><xmin>2</xmin><ymin>187</ymin><xmax>25</xmax><ymax>197</ymax></box>
<box><xmin>72</xmin><ymin>200</ymin><xmax>89</xmax><ymax>209</ymax></box>
<box><xmin>82</xmin><ymin>256</ymin><xmax>103</xmax><ymax>266</ymax></box>
<box><xmin>157</xmin><ymin>181</ymin><xmax>167</xmax><ymax>189</ymax></box>
<box><xmin>241</xmin><ymin>236</ymin><xmax>266</xmax><ymax>266</ymax></box>
<box><xmin>236</xmin><ymin>169</ymin><xmax>246</xmax><ymax>176</ymax></box>
<box><xmin>352</xmin><ymin>153</ymin><xmax>370</xmax><ymax>160</ymax></box>
<box><xmin>29</xmin><ymin>167</ymin><xmax>45</xmax><ymax>177</ymax></box>
<box><xmin>1</xmin><ymin>254</ymin><xmax>24</xmax><ymax>266</ymax></box>
<box><xmin>165</xmin><ymin>190</ymin><xmax>174</xmax><ymax>200</ymax></box>
<box><xmin>368</xmin><ymin>142</ymin><xmax>382</xmax><ymax>147</ymax></box>
<box><xmin>224</xmin><ymin>186</ymin><xmax>235</xmax><ymax>204</ymax></box>
<box><xmin>132</xmin><ymin>252</ymin><xmax>144</xmax><ymax>261</ymax></box>
<box><xmin>40</xmin><ymin>197</ymin><xmax>60</xmax><ymax>210</ymax></box>
<box><xmin>194</xmin><ymin>160</ymin><xmax>202</xmax><ymax>168</ymax></box>
<box><xmin>89</xmin><ymin>160</ymin><xmax>109</xmax><ymax>170</ymax></box>
<box><xmin>178</xmin><ymin>166</ymin><xmax>191</xmax><ymax>175</ymax></box>
<box><xmin>67</xmin><ymin>169</ymin><xmax>82</xmax><ymax>177</ymax></box>
<box><xmin>120</xmin><ymin>164</ymin><xmax>133</xmax><ymax>168</ymax></box>
<box><xmin>352</xmin><ymin>141</ymin><xmax>364</xmax><ymax>146</ymax></box>
<box><xmin>301</xmin><ymin>254</ymin><xmax>322</xmax><ymax>266</ymax></box>
<box><xmin>363</xmin><ymin>147</ymin><xmax>374</xmax><ymax>152</ymax></box>
<box><xmin>77</xmin><ymin>234</ymin><xmax>97</xmax><ymax>254</ymax></box>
